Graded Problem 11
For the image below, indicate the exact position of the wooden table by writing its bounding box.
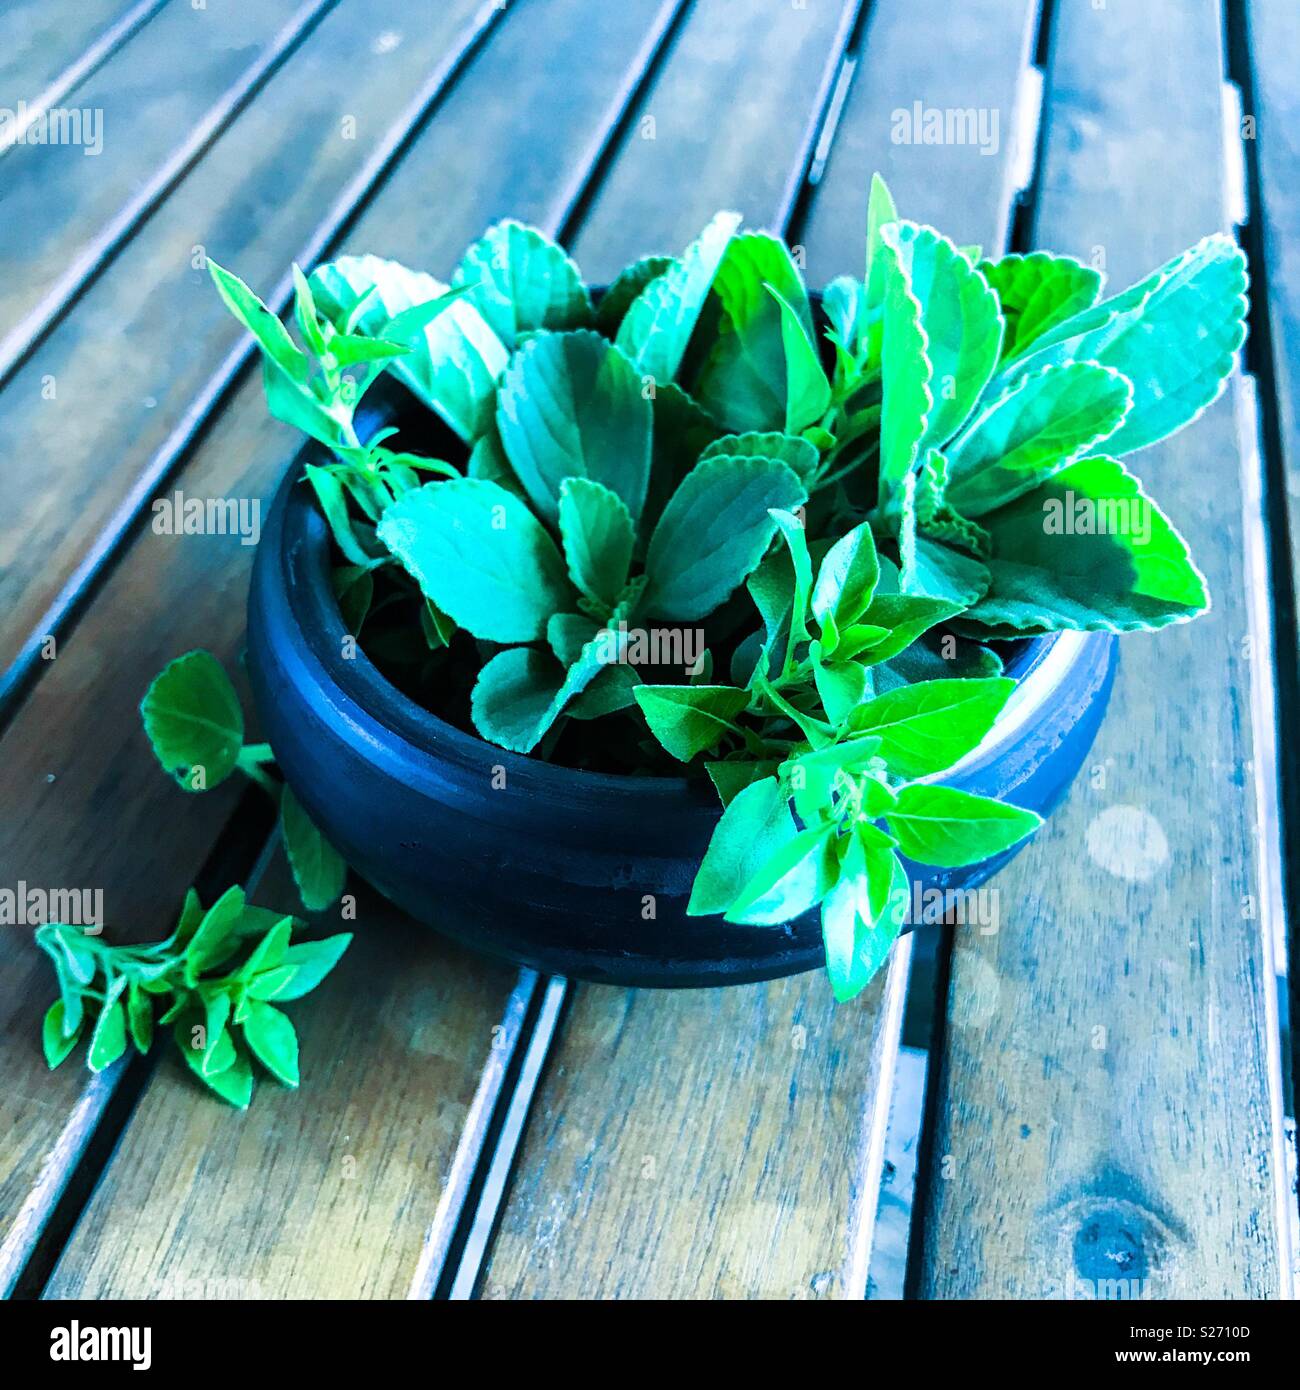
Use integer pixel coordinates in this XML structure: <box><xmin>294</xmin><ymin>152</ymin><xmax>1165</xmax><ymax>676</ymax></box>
<box><xmin>0</xmin><ymin>0</ymin><xmax>1295</xmax><ymax>1300</ymax></box>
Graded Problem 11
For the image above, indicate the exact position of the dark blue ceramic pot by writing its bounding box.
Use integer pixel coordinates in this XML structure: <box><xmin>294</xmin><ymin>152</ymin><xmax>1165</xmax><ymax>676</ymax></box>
<box><xmin>247</xmin><ymin>435</ymin><xmax>1115</xmax><ymax>989</ymax></box>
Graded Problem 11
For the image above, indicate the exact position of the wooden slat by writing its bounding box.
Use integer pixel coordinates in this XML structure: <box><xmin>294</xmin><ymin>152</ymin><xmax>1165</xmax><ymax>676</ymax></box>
<box><xmin>15</xmin><ymin>0</ymin><xmax>682</xmax><ymax>1300</ymax></box>
<box><xmin>0</xmin><ymin>1</ymin><xmax>167</xmax><ymax>135</ymax></box>
<box><xmin>478</xmin><ymin>0</ymin><xmax>1041</xmax><ymax>1301</ymax></box>
<box><xmin>916</xmin><ymin>0</ymin><xmax>1289</xmax><ymax>1300</ymax></box>
<box><xmin>0</xmin><ymin>0</ymin><xmax>505</xmax><ymax>697</ymax></box>
<box><xmin>1248</xmin><ymin>0</ymin><xmax>1300</xmax><ymax>1128</ymax></box>
<box><xmin>0</xmin><ymin>0</ymin><xmax>334</xmax><ymax>379</ymax></box>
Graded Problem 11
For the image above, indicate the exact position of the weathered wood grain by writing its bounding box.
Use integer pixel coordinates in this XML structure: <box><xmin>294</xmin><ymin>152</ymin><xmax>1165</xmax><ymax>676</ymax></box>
<box><xmin>0</xmin><ymin>0</ymin><xmax>335</xmax><ymax>379</ymax></box>
<box><xmin>1</xmin><ymin>0</ymin><xmax>683</xmax><ymax>1298</ymax></box>
<box><xmin>916</xmin><ymin>0</ymin><xmax>1290</xmax><ymax>1300</ymax></box>
<box><xmin>478</xmin><ymin>0</ymin><xmax>1042</xmax><ymax>1300</ymax></box>
<box><xmin>0</xmin><ymin>0</ymin><xmax>166</xmax><ymax>135</ymax></box>
<box><xmin>0</xmin><ymin>0</ymin><xmax>504</xmax><ymax>694</ymax></box>
<box><xmin>570</xmin><ymin>0</ymin><xmax>861</xmax><ymax>279</ymax></box>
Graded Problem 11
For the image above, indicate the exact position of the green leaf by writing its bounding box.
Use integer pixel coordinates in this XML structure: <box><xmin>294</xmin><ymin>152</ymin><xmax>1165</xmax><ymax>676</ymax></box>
<box><xmin>281</xmin><ymin>784</ymin><xmax>347</xmax><ymax>913</ymax></box>
<box><xmin>201</xmin><ymin>990</ymin><xmax>233</xmax><ymax>1075</ymax></box>
<box><xmin>699</xmin><ymin>431</ymin><xmax>819</xmax><ymax>479</ymax></box>
<box><xmin>43</xmin><ymin>1000</ymin><xmax>81</xmax><ymax>1068</ymax></box>
<box><xmin>876</xmin><ymin>227</ymin><xmax>932</xmax><ymax>502</ymax></box>
<box><xmin>177</xmin><ymin>1019</ymin><xmax>253</xmax><ymax>1108</ymax></box>
<box><xmin>999</xmin><ymin>234</ymin><xmax>1248</xmax><ymax>455</ymax></box>
<box><xmin>250</xmin><ymin>933</ymin><xmax>352</xmax><ymax>1001</ymax></box>
<box><xmin>853</xmin><ymin>593</ymin><xmax>963</xmax><ymax>665</ymax></box>
<box><xmin>823</xmin><ymin>276</ymin><xmax>864</xmax><ymax>351</ymax></box>
<box><xmin>126</xmin><ymin>982</ymin><xmax>154</xmax><ymax>1054</ymax></box>
<box><xmin>705</xmin><ymin>758</ymin><xmax>780</xmax><ymax>807</ymax></box>
<box><xmin>209</xmin><ymin>260</ymin><xmax>307</xmax><ymax>385</ymax></box>
<box><xmin>694</xmin><ymin>232</ymin><xmax>815</xmax><ymax>432</ymax></box>
<box><xmin>783</xmin><ymin>736</ymin><xmax>885</xmax><ymax>824</ymax></box>
<box><xmin>847</xmin><ymin>677</ymin><xmax>1015</xmax><ymax>778</ymax></box>
<box><xmin>259</xmin><ymin>357</ymin><xmax>351</xmax><ymax>448</ymax></box>
<box><xmin>642</xmin><ymin>455</ymin><xmax>806</xmax><ymax>619</ymax></box>
<box><xmin>823</xmin><ymin>834</ymin><xmax>906</xmax><ymax>1000</ymax></box>
<box><xmin>310</xmin><ymin>254</ymin><xmax>508</xmax><ymax>441</ymax></box>
<box><xmin>899</xmin><ymin>474</ymin><xmax>990</xmax><ymax>606</ymax></box>
<box><xmin>980</xmin><ymin>251</ymin><xmax>1103</xmax><ymax>362</ymax></box>
<box><xmin>946</xmin><ymin>362</ymin><xmax>1134</xmax><ymax>516</ymax></box>
<box><xmin>141</xmin><ymin>650</ymin><xmax>244</xmax><ymax>791</ymax></box>
<box><xmin>822</xmin><ymin>841</ymin><xmax>906</xmax><ymax>1002</ymax></box>
<box><xmin>332</xmin><ymin>564</ymin><xmax>374</xmax><ymax>635</ymax></box>
<box><xmin>304</xmin><ymin>464</ymin><xmax>376</xmax><ymax>568</ymax></box>
<box><xmin>812</xmin><ymin>654</ymin><xmax>868</xmax><ymax>724</ymax></box>
<box><xmin>597</xmin><ymin>255</ymin><xmax>676</xmax><ymax>336</ymax></box>
<box><xmin>960</xmin><ymin>454</ymin><xmax>1209</xmax><ymax>636</ymax></box>
<box><xmin>471</xmin><ymin>612</ymin><xmax>628</xmax><ymax>753</ymax></box>
<box><xmin>184</xmin><ymin>885</ymin><xmax>247</xmax><ymax>983</ymax></box>
<box><xmin>239</xmin><ymin>917</ymin><xmax>294</xmax><ymax>981</ymax></box>
<box><xmin>884</xmin><ymin>221</ymin><xmax>1004</xmax><ymax>451</ymax></box>
<box><xmin>87</xmin><ymin>992</ymin><xmax>127</xmax><ymax>1073</ymax></box>
<box><xmin>885</xmin><ymin>784</ymin><xmax>1041</xmax><ymax>868</ymax></box>
<box><xmin>633</xmin><ymin>684</ymin><xmax>749</xmax><ymax>762</ymax></box>
<box><xmin>689</xmin><ymin>775</ymin><xmax>800</xmax><ymax>917</ymax></box>
<box><xmin>811</xmin><ymin>521</ymin><xmax>879</xmax><ymax>628</ymax></box>
<box><xmin>453</xmin><ymin>220</ymin><xmax>593</xmax><ymax>347</ymax></box>
<box><xmin>243</xmin><ymin>1001</ymin><xmax>300</xmax><ymax>1088</ymax></box>
<box><xmin>558</xmin><ymin>477</ymin><xmax>635</xmax><ymax>610</ymax></box>
<box><xmin>497</xmin><ymin>329</ymin><xmax>652</xmax><ymax>523</ymax></box>
<box><xmin>644</xmin><ymin>382</ymin><xmax>721</xmax><ymax>530</ymax></box>
<box><xmin>864</xmin><ymin>171</ymin><xmax>900</xmax><ymax>319</ymax></box>
<box><xmin>378</xmin><ymin>479</ymin><xmax>571</xmax><ymax>642</ymax></box>
<box><xmin>725</xmin><ymin>824</ymin><xmax>838</xmax><ymax>925</ymax></box>
<box><xmin>616</xmin><ymin>210</ymin><xmax>741</xmax><ymax>383</ymax></box>
<box><xmin>768</xmin><ymin>282</ymin><xmax>831</xmax><ymax>433</ymax></box>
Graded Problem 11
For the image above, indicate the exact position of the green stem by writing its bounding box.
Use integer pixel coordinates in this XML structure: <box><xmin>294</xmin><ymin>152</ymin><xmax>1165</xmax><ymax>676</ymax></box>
<box><xmin>236</xmin><ymin>745</ymin><xmax>279</xmax><ymax>798</ymax></box>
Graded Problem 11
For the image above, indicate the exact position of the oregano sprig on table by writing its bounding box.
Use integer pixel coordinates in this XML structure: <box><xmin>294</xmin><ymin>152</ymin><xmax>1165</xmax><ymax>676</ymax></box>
<box><xmin>37</xmin><ymin>887</ymin><xmax>351</xmax><ymax>1108</ymax></box>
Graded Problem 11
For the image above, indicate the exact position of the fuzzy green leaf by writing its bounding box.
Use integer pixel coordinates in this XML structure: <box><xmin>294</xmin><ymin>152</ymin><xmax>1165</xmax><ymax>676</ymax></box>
<box><xmin>378</xmin><ymin>479</ymin><xmax>571</xmax><ymax>642</ymax></box>
<box><xmin>694</xmin><ymin>232</ymin><xmax>814</xmax><ymax>431</ymax></box>
<box><xmin>597</xmin><ymin>255</ymin><xmax>676</xmax><ymax>336</ymax></box>
<box><xmin>453</xmin><ymin>220</ymin><xmax>593</xmax><ymax>347</ymax></box>
<box><xmin>616</xmin><ymin>211</ymin><xmax>741</xmax><ymax>382</ymax></box>
<box><xmin>642</xmin><ymin>454</ymin><xmax>806</xmax><ymax>619</ymax></box>
<box><xmin>946</xmin><ymin>361</ymin><xmax>1133</xmax><ymax>516</ymax></box>
<box><xmin>980</xmin><ymin>251</ymin><xmax>1104</xmax><ymax>361</ymax></box>
<box><xmin>558</xmin><ymin>477</ymin><xmax>635</xmax><ymax>610</ymax></box>
<box><xmin>310</xmin><ymin>254</ymin><xmax>508</xmax><ymax>441</ymax></box>
<box><xmin>689</xmin><ymin>776</ymin><xmax>801</xmax><ymax>917</ymax></box>
<box><xmin>497</xmin><ymin>329</ymin><xmax>652</xmax><ymax>523</ymax></box>
<box><xmin>43</xmin><ymin>1000</ymin><xmax>81</xmax><ymax>1068</ymax></box>
<box><xmin>960</xmin><ymin>454</ymin><xmax>1209</xmax><ymax>636</ymax></box>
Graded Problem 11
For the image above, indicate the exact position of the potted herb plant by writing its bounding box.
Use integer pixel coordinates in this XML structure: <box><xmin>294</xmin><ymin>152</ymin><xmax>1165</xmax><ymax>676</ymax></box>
<box><xmin>41</xmin><ymin>176</ymin><xmax>1243</xmax><ymax>1102</ymax></box>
